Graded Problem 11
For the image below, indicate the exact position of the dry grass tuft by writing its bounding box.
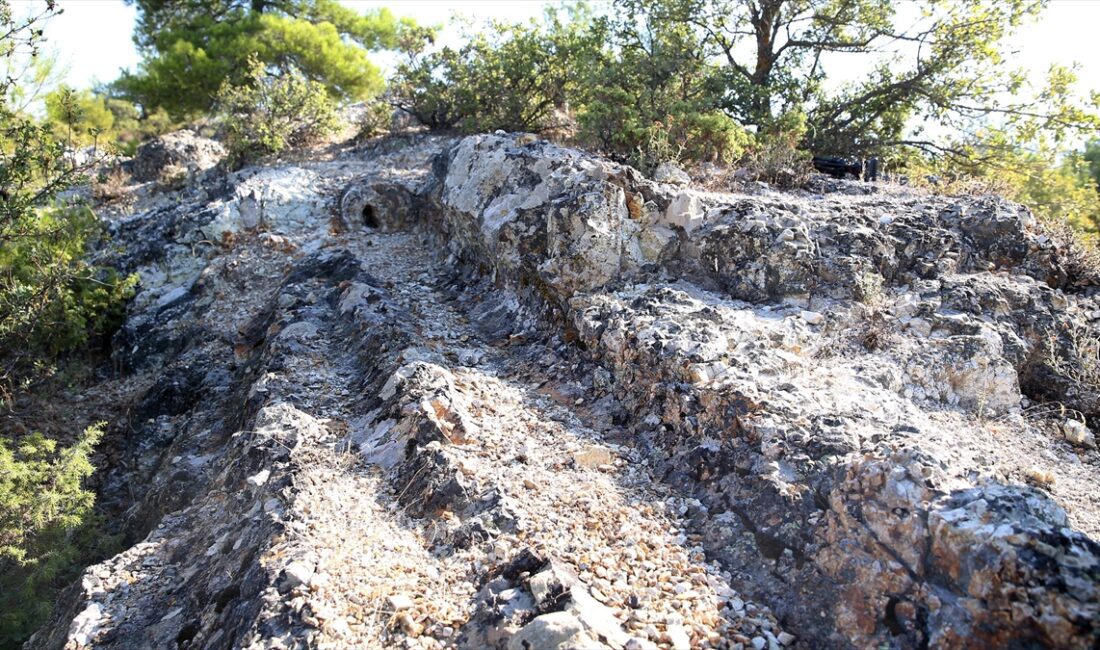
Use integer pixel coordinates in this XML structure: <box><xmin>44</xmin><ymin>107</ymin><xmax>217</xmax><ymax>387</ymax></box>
<box><xmin>1046</xmin><ymin>321</ymin><xmax>1100</xmax><ymax>391</ymax></box>
<box><xmin>92</xmin><ymin>167</ymin><xmax>132</xmax><ymax>203</ymax></box>
<box><xmin>1037</xmin><ymin>217</ymin><xmax>1100</xmax><ymax>288</ymax></box>
<box><xmin>741</xmin><ymin>134</ymin><xmax>814</xmax><ymax>188</ymax></box>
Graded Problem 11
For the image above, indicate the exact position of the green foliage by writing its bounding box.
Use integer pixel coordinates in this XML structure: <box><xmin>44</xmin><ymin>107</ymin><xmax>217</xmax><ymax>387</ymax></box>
<box><xmin>1084</xmin><ymin>140</ymin><xmax>1100</xmax><ymax>194</ymax></box>
<box><xmin>0</xmin><ymin>203</ymin><xmax>137</xmax><ymax>371</ymax></box>
<box><xmin>43</xmin><ymin>87</ymin><xmax>114</xmax><ymax>146</ymax></box>
<box><xmin>118</xmin><ymin>0</ymin><xmax>422</xmax><ymax>119</ymax></box>
<box><xmin>393</xmin><ymin>10</ymin><xmax>601</xmax><ymax>134</ymax></box>
<box><xmin>391</xmin><ymin>6</ymin><xmax>751</xmax><ymax>170</ymax></box>
<box><xmin>38</xmin><ymin>86</ymin><xmax>174</xmax><ymax>155</ymax></box>
<box><xmin>0</xmin><ymin>4</ymin><xmax>133</xmax><ymax>644</ymax></box>
<box><xmin>102</xmin><ymin>99</ymin><xmax>174</xmax><ymax>156</ymax></box>
<box><xmin>253</xmin><ymin>13</ymin><xmax>383</xmax><ymax>101</ymax></box>
<box><xmin>355</xmin><ymin>100</ymin><xmax>393</xmax><ymax>141</ymax></box>
<box><xmin>0</xmin><ymin>2</ymin><xmax>137</xmax><ymax>390</ymax></box>
<box><xmin>216</xmin><ymin>56</ymin><xmax>339</xmax><ymax>167</ymax></box>
<box><xmin>0</xmin><ymin>425</ymin><xmax>103</xmax><ymax>646</ymax></box>
<box><xmin>2</xmin><ymin>48</ymin><xmax>65</xmax><ymax>116</ymax></box>
<box><xmin>742</xmin><ymin>110</ymin><xmax>814</xmax><ymax>186</ymax></box>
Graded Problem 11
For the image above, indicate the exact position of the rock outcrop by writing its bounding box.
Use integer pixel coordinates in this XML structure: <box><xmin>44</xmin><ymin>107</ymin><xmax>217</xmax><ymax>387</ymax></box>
<box><xmin>29</xmin><ymin>133</ymin><xmax>1100</xmax><ymax>649</ymax></box>
<box><xmin>129</xmin><ymin>129</ymin><xmax>226</xmax><ymax>183</ymax></box>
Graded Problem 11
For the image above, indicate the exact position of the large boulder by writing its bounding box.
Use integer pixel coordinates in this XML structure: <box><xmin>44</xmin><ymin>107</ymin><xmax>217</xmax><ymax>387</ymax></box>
<box><xmin>130</xmin><ymin>129</ymin><xmax>226</xmax><ymax>182</ymax></box>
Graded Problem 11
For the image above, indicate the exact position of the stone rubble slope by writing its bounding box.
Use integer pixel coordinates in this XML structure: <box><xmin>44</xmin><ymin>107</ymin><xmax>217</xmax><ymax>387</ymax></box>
<box><xmin>29</xmin><ymin>132</ymin><xmax>1100</xmax><ymax>650</ymax></box>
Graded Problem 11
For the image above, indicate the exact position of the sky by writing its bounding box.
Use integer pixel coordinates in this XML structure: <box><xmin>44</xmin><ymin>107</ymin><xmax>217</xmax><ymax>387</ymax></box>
<box><xmin>29</xmin><ymin>0</ymin><xmax>1100</xmax><ymax>100</ymax></box>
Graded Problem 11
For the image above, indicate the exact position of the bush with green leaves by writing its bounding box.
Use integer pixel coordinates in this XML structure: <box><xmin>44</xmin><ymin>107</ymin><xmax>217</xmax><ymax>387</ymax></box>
<box><xmin>0</xmin><ymin>203</ymin><xmax>136</xmax><ymax>384</ymax></box>
<box><xmin>216</xmin><ymin>58</ymin><xmax>340</xmax><ymax>167</ymax></box>
<box><xmin>390</xmin><ymin>7</ymin><xmax>751</xmax><ymax>172</ymax></box>
<box><xmin>0</xmin><ymin>116</ymin><xmax>138</xmax><ymax>394</ymax></box>
<box><xmin>392</xmin><ymin>10</ymin><xmax>602</xmax><ymax>134</ymax></box>
<box><xmin>0</xmin><ymin>424</ymin><xmax>104</xmax><ymax>646</ymax></box>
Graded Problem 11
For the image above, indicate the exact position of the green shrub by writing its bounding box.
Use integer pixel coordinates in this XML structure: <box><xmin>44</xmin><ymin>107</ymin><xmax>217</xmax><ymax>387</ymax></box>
<box><xmin>0</xmin><ymin>424</ymin><xmax>103</xmax><ymax>646</ymax></box>
<box><xmin>355</xmin><ymin>100</ymin><xmax>394</xmax><ymax>140</ymax></box>
<box><xmin>42</xmin><ymin>88</ymin><xmax>114</xmax><ymax>148</ymax></box>
<box><xmin>0</xmin><ymin>5</ymin><xmax>133</xmax><ymax>645</ymax></box>
<box><xmin>391</xmin><ymin>8</ymin><xmax>606</xmax><ymax>135</ymax></box>
<box><xmin>0</xmin><ymin>111</ymin><xmax>138</xmax><ymax>395</ymax></box>
<box><xmin>0</xmin><ymin>201</ymin><xmax>137</xmax><ymax>394</ymax></box>
<box><xmin>216</xmin><ymin>57</ymin><xmax>340</xmax><ymax>167</ymax></box>
<box><xmin>669</xmin><ymin>109</ymin><xmax>753</xmax><ymax>164</ymax></box>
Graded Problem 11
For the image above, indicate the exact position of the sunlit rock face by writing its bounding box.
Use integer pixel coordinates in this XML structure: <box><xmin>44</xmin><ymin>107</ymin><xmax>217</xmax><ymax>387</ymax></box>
<box><xmin>31</xmin><ymin>133</ymin><xmax>1100</xmax><ymax>650</ymax></box>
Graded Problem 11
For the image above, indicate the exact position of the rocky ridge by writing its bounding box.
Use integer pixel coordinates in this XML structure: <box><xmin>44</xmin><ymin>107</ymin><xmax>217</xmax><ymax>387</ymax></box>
<box><xmin>28</xmin><ymin>132</ymin><xmax>1100</xmax><ymax>649</ymax></box>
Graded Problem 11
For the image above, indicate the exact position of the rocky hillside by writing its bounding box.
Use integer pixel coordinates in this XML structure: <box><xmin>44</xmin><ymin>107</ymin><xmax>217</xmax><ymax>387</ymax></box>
<box><xmin>29</xmin><ymin>132</ymin><xmax>1099</xmax><ymax>649</ymax></box>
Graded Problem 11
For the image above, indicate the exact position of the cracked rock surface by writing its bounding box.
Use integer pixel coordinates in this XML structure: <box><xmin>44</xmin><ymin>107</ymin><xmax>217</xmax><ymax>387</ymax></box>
<box><xmin>29</xmin><ymin>133</ymin><xmax>1100</xmax><ymax>649</ymax></box>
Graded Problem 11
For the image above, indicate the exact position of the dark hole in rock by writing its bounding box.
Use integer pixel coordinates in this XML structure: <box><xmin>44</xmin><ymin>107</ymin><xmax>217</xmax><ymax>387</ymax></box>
<box><xmin>214</xmin><ymin>583</ymin><xmax>241</xmax><ymax>613</ymax></box>
<box><xmin>753</xmin><ymin>529</ymin><xmax>786</xmax><ymax>560</ymax></box>
<box><xmin>884</xmin><ymin>597</ymin><xmax>906</xmax><ymax>636</ymax></box>
<box><xmin>176</xmin><ymin>622</ymin><xmax>199</xmax><ymax>647</ymax></box>
<box><xmin>362</xmin><ymin>204</ymin><xmax>379</xmax><ymax>229</ymax></box>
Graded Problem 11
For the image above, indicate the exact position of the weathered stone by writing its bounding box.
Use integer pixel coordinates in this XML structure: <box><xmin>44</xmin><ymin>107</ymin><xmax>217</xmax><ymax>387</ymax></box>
<box><xmin>131</xmin><ymin>129</ymin><xmax>225</xmax><ymax>182</ymax></box>
<box><xmin>572</xmin><ymin>444</ymin><xmax>614</xmax><ymax>469</ymax></box>
<box><xmin>653</xmin><ymin>162</ymin><xmax>691</xmax><ymax>186</ymax></box>
<box><xmin>507</xmin><ymin>612</ymin><xmax>594</xmax><ymax>650</ymax></box>
<box><xmin>1063</xmin><ymin>419</ymin><xmax>1097</xmax><ymax>448</ymax></box>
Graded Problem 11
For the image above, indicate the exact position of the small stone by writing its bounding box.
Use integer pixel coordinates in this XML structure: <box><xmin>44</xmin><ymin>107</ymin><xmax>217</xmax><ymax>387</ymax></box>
<box><xmin>752</xmin><ymin>636</ymin><xmax>767</xmax><ymax>650</ymax></box>
<box><xmin>507</xmin><ymin>612</ymin><xmax>587</xmax><ymax>650</ymax></box>
<box><xmin>654</xmin><ymin>162</ymin><xmax>691</xmax><ymax>186</ymax></box>
<box><xmin>281</xmin><ymin>560</ymin><xmax>315</xmax><ymax>591</ymax></box>
<box><xmin>572</xmin><ymin>444</ymin><xmax>614</xmax><ymax>468</ymax></box>
<box><xmin>666</xmin><ymin>624</ymin><xmax>691</xmax><ymax>650</ymax></box>
<box><xmin>1062</xmin><ymin>419</ymin><xmax>1097</xmax><ymax>449</ymax></box>
<box><xmin>777</xmin><ymin>631</ymin><xmax>796</xmax><ymax>646</ymax></box>
<box><xmin>395</xmin><ymin>611</ymin><xmax>422</xmax><ymax>637</ymax></box>
<box><xmin>799</xmin><ymin>310</ymin><xmax>824</xmax><ymax>325</ymax></box>
<box><xmin>387</xmin><ymin>594</ymin><xmax>415</xmax><ymax>612</ymax></box>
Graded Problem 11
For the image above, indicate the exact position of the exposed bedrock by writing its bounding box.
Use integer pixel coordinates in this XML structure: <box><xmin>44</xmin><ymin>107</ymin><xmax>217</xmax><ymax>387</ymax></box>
<box><xmin>424</xmin><ymin>133</ymin><xmax>1100</xmax><ymax>648</ymax></box>
<box><xmin>34</xmin><ymin>133</ymin><xmax>1099</xmax><ymax>650</ymax></box>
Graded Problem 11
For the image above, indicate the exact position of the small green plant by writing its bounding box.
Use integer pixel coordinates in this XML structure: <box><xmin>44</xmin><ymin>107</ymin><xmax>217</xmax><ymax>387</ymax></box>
<box><xmin>0</xmin><ymin>424</ymin><xmax>103</xmax><ymax>646</ymax></box>
<box><xmin>216</xmin><ymin>56</ymin><xmax>340</xmax><ymax>168</ymax></box>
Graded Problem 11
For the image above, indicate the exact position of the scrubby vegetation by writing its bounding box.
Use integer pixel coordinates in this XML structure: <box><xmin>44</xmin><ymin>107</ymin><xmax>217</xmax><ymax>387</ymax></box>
<box><xmin>1</xmin><ymin>2</ymin><xmax>135</xmax><ymax>643</ymax></box>
<box><xmin>389</xmin><ymin>0</ymin><xmax>1100</xmax><ymax>226</ymax></box>
<box><xmin>0</xmin><ymin>424</ymin><xmax>105</xmax><ymax>646</ymax></box>
<box><xmin>115</xmin><ymin>0</ymin><xmax>420</xmax><ymax>120</ymax></box>
<box><xmin>216</xmin><ymin>56</ymin><xmax>340</xmax><ymax>167</ymax></box>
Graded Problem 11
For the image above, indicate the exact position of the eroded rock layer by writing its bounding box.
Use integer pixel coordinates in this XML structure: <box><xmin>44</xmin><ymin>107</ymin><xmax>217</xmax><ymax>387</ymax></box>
<box><xmin>31</xmin><ymin>133</ymin><xmax>1099</xmax><ymax>649</ymax></box>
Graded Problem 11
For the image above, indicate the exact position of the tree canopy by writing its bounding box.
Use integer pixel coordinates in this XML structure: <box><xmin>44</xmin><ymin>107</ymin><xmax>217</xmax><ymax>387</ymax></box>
<box><xmin>115</xmin><ymin>0</ymin><xmax>423</xmax><ymax>118</ymax></box>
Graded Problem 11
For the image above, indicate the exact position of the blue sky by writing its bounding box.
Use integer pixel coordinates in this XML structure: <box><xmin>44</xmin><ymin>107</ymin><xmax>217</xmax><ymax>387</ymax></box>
<box><xmin>34</xmin><ymin>0</ymin><xmax>1100</xmax><ymax>100</ymax></box>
